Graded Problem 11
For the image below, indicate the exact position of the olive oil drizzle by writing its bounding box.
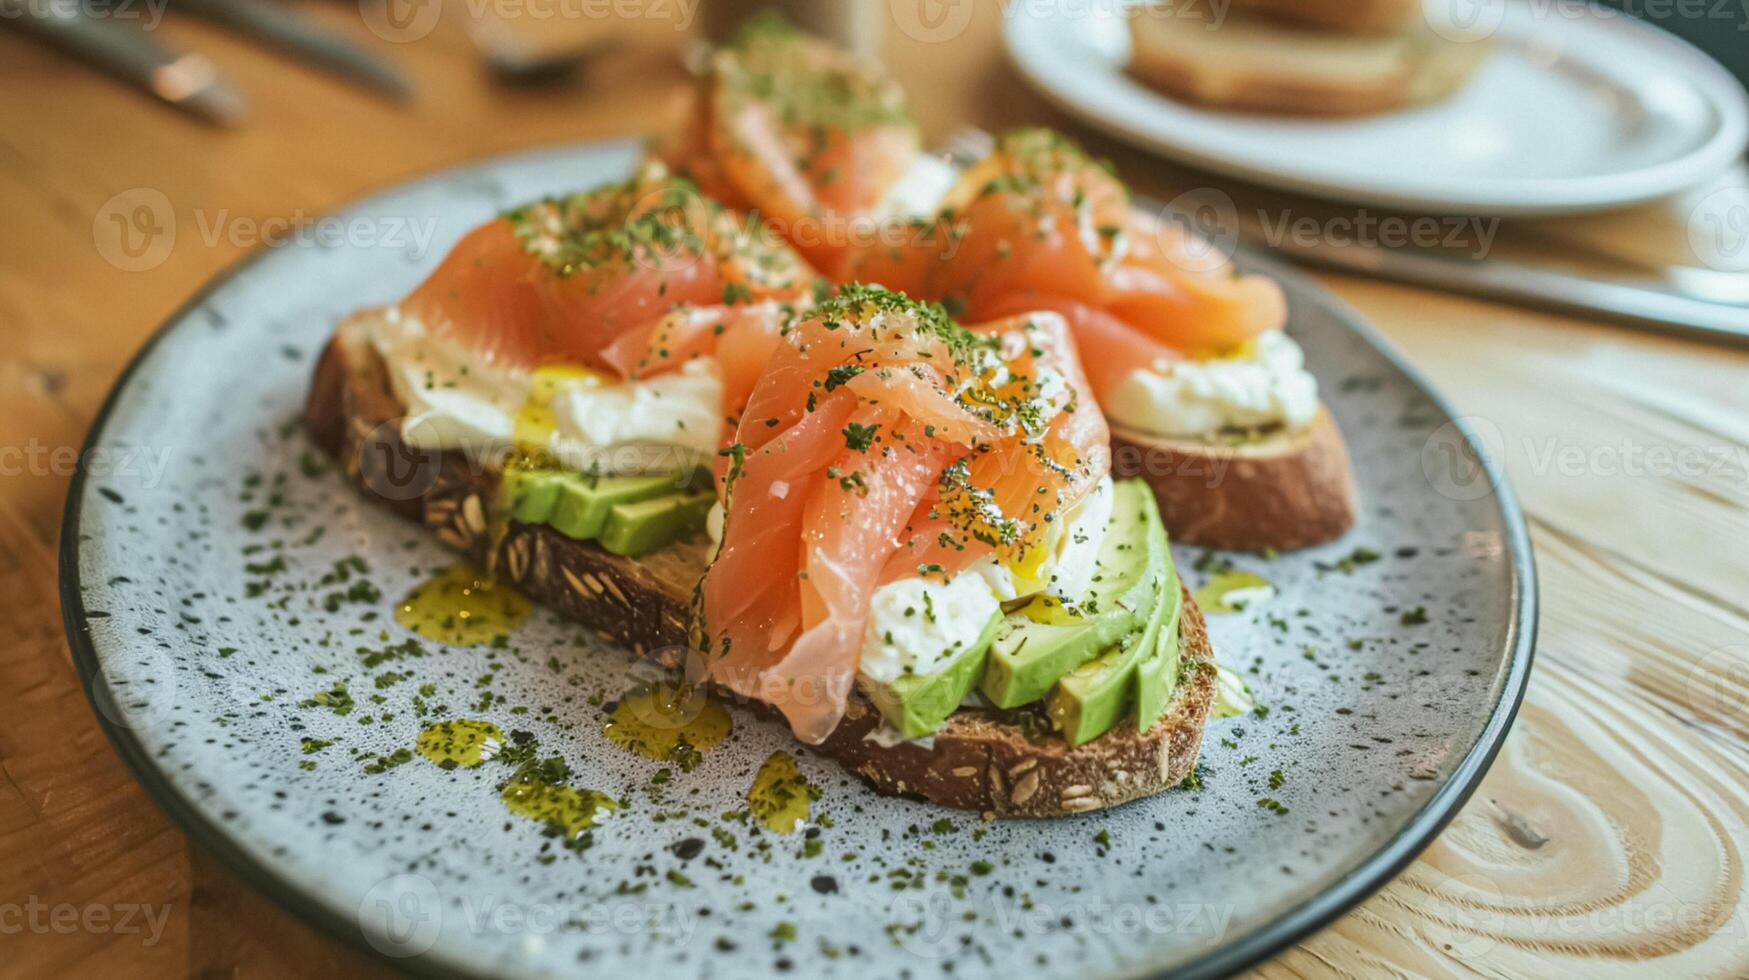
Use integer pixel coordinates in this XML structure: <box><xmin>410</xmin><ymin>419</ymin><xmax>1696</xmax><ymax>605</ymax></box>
<box><xmin>414</xmin><ymin>720</ymin><xmax>618</xmax><ymax>844</ymax></box>
<box><xmin>1193</xmin><ymin>569</ymin><xmax>1275</xmax><ymax>614</ymax></box>
<box><xmin>603</xmin><ymin>682</ymin><xmax>732</xmax><ymax>770</ymax></box>
<box><xmin>747</xmin><ymin>751</ymin><xmax>818</xmax><ymax>834</ymax></box>
<box><xmin>415</xmin><ymin>719</ymin><xmax>506</xmax><ymax>769</ymax></box>
<box><xmin>395</xmin><ymin>563</ymin><xmax>532</xmax><ymax>646</ymax></box>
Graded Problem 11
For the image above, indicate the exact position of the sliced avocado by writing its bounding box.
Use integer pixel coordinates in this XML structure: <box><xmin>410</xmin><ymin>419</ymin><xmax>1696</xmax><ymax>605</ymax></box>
<box><xmin>861</xmin><ymin>610</ymin><xmax>1002</xmax><ymax>740</ymax></box>
<box><xmin>548</xmin><ymin>474</ymin><xmax>683</xmax><ymax>541</ymax></box>
<box><xmin>498</xmin><ymin>468</ymin><xmax>567</xmax><ymax>524</ymax></box>
<box><xmin>599</xmin><ymin>488</ymin><xmax>716</xmax><ymax>557</ymax></box>
<box><xmin>980</xmin><ymin>480</ymin><xmax>1165</xmax><ymax>709</ymax></box>
<box><xmin>1047</xmin><ymin>489</ymin><xmax>1174</xmax><ymax>746</ymax></box>
<box><xmin>1131</xmin><ymin>580</ymin><xmax>1185</xmax><ymax>732</ymax></box>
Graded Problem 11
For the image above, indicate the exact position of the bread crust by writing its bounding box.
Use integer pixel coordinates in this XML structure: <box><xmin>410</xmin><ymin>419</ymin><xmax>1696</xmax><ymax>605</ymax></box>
<box><xmin>1111</xmin><ymin>407</ymin><xmax>1356</xmax><ymax>552</ymax></box>
<box><xmin>1229</xmin><ymin>0</ymin><xmax>1419</xmax><ymax>35</ymax></box>
<box><xmin>307</xmin><ymin>319</ymin><xmax>1216</xmax><ymax>817</ymax></box>
<box><xmin>1126</xmin><ymin>5</ymin><xmax>1488</xmax><ymax>116</ymax></box>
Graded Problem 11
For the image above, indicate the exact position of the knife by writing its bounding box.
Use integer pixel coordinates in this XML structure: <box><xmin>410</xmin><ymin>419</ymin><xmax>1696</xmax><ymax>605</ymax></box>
<box><xmin>172</xmin><ymin>0</ymin><xmax>412</xmax><ymax>102</ymax></box>
<box><xmin>0</xmin><ymin>0</ymin><xmax>247</xmax><ymax>126</ymax></box>
<box><xmin>1248</xmin><ymin>232</ymin><xmax>1749</xmax><ymax>348</ymax></box>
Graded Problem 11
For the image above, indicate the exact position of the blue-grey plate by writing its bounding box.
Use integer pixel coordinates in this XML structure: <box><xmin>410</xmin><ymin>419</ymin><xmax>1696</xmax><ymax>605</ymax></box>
<box><xmin>61</xmin><ymin>140</ymin><xmax>1535</xmax><ymax>979</ymax></box>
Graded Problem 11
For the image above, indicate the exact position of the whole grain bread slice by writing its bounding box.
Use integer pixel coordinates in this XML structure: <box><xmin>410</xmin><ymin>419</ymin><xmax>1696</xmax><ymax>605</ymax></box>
<box><xmin>307</xmin><ymin>315</ymin><xmax>1216</xmax><ymax>817</ymax></box>
<box><xmin>1111</xmin><ymin>407</ymin><xmax>1356</xmax><ymax>552</ymax></box>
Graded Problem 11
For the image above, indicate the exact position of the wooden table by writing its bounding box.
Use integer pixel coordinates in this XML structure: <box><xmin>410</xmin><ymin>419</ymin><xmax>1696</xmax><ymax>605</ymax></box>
<box><xmin>4</xmin><ymin>4</ymin><xmax>1746</xmax><ymax>976</ymax></box>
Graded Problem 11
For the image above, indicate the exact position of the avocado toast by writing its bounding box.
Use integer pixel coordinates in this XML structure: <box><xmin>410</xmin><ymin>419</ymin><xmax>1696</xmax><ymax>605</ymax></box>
<box><xmin>308</xmin><ymin>281</ymin><xmax>1219</xmax><ymax>817</ymax></box>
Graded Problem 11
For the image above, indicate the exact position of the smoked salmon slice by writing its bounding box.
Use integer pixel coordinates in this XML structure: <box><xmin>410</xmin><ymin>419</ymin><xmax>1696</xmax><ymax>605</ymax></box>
<box><xmin>843</xmin><ymin>128</ymin><xmax>1287</xmax><ymax>389</ymax></box>
<box><xmin>700</xmin><ymin>284</ymin><xmax>1110</xmax><ymax>743</ymax></box>
<box><xmin>400</xmin><ymin>162</ymin><xmax>818</xmax><ymax>418</ymax></box>
<box><xmin>654</xmin><ymin>14</ymin><xmax>920</xmax><ymax>278</ymax></box>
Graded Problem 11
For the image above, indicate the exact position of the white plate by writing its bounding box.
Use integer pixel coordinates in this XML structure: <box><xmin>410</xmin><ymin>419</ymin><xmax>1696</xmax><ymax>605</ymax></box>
<box><xmin>1004</xmin><ymin>0</ymin><xmax>1749</xmax><ymax>215</ymax></box>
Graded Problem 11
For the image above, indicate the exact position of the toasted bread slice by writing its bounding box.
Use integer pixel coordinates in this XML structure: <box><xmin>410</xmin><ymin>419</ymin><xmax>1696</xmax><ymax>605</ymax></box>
<box><xmin>1111</xmin><ymin>407</ymin><xmax>1355</xmax><ymax>552</ymax></box>
<box><xmin>1127</xmin><ymin>4</ymin><xmax>1490</xmax><ymax>116</ymax></box>
<box><xmin>1228</xmin><ymin>0</ymin><xmax>1421</xmax><ymax>35</ymax></box>
<box><xmin>307</xmin><ymin>317</ymin><xmax>1217</xmax><ymax>817</ymax></box>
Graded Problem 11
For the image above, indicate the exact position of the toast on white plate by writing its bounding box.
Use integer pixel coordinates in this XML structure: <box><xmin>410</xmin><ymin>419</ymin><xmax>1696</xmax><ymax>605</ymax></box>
<box><xmin>1128</xmin><ymin>1</ymin><xmax>1491</xmax><ymax>116</ymax></box>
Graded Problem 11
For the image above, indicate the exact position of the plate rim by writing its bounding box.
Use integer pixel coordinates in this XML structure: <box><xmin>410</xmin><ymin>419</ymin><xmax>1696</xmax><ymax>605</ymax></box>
<box><xmin>1003</xmin><ymin>1</ymin><xmax>1749</xmax><ymax>216</ymax></box>
<box><xmin>58</xmin><ymin>138</ymin><xmax>1539</xmax><ymax>980</ymax></box>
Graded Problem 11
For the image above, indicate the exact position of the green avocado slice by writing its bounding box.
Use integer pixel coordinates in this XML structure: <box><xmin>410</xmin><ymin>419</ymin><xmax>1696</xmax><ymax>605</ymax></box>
<box><xmin>599</xmin><ymin>488</ymin><xmax>716</xmax><ymax>557</ymax></box>
<box><xmin>1046</xmin><ymin>492</ymin><xmax>1174</xmax><ymax>746</ymax></box>
<box><xmin>498</xmin><ymin>467</ymin><xmax>567</xmax><ymax>524</ymax></box>
<box><xmin>979</xmin><ymin>480</ymin><xmax>1165</xmax><ymax>710</ymax></box>
<box><xmin>497</xmin><ymin>468</ymin><xmax>712</xmax><ymax>552</ymax></box>
<box><xmin>1133</xmin><ymin>570</ymin><xmax>1186</xmax><ymax>732</ymax></box>
<box><xmin>551</xmin><ymin>473</ymin><xmax>689</xmax><ymax>541</ymax></box>
<box><xmin>861</xmin><ymin>610</ymin><xmax>1003</xmax><ymax>740</ymax></box>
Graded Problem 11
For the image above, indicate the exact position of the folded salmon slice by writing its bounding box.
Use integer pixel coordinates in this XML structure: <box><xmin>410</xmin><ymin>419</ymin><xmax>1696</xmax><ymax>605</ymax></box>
<box><xmin>701</xmin><ymin>285</ymin><xmax>1110</xmax><ymax>743</ymax></box>
<box><xmin>399</xmin><ymin>162</ymin><xmax>817</xmax><ymax>420</ymax></box>
<box><xmin>654</xmin><ymin>14</ymin><xmax>920</xmax><ymax>278</ymax></box>
<box><xmin>844</xmin><ymin>128</ymin><xmax>1287</xmax><ymax>391</ymax></box>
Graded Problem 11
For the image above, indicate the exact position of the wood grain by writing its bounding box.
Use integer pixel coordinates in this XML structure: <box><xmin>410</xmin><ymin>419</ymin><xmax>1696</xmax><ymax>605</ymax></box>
<box><xmin>2</xmin><ymin>2</ymin><xmax>1745</xmax><ymax>976</ymax></box>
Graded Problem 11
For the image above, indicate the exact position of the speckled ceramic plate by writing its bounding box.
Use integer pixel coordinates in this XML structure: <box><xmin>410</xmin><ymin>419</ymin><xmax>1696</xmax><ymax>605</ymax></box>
<box><xmin>62</xmin><ymin>141</ymin><xmax>1535</xmax><ymax>979</ymax></box>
